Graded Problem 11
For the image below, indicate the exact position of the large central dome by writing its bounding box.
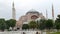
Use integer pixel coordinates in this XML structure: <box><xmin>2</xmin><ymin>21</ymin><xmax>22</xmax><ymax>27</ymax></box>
<box><xmin>26</xmin><ymin>9</ymin><xmax>39</xmax><ymax>15</ymax></box>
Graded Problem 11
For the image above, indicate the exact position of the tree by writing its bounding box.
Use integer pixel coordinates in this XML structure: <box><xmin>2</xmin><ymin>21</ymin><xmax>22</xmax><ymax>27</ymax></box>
<box><xmin>5</xmin><ymin>20</ymin><xmax>11</xmax><ymax>29</ymax></box>
<box><xmin>9</xmin><ymin>19</ymin><xmax>16</xmax><ymax>28</ymax></box>
<box><xmin>55</xmin><ymin>15</ymin><xmax>60</xmax><ymax>31</ymax></box>
<box><xmin>0</xmin><ymin>19</ymin><xmax>6</xmax><ymax>31</ymax></box>
<box><xmin>45</xmin><ymin>19</ymin><xmax>53</xmax><ymax>30</ymax></box>
<box><xmin>29</xmin><ymin>21</ymin><xmax>37</xmax><ymax>30</ymax></box>
<box><xmin>38</xmin><ymin>19</ymin><xmax>46</xmax><ymax>30</ymax></box>
<box><xmin>6</xmin><ymin>19</ymin><xmax>16</xmax><ymax>30</ymax></box>
<box><xmin>38</xmin><ymin>19</ymin><xmax>46</xmax><ymax>34</ymax></box>
<box><xmin>22</xmin><ymin>24</ymin><xmax>29</xmax><ymax>30</ymax></box>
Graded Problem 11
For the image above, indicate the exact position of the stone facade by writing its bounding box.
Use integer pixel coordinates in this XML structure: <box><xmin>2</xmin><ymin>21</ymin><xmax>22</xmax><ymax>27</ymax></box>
<box><xmin>16</xmin><ymin>9</ymin><xmax>45</xmax><ymax>29</ymax></box>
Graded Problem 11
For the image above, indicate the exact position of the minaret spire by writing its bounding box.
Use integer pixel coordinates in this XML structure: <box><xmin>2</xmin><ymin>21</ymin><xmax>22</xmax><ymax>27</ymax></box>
<box><xmin>52</xmin><ymin>4</ymin><xmax>54</xmax><ymax>20</ymax></box>
<box><xmin>46</xmin><ymin>9</ymin><xmax>48</xmax><ymax>19</ymax></box>
<box><xmin>13</xmin><ymin>2</ymin><xmax>14</xmax><ymax>8</ymax></box>
<box><xmin>12</xmin><ymin>1</ymin><xmax>16</xmax><ymax>19</ymax></box>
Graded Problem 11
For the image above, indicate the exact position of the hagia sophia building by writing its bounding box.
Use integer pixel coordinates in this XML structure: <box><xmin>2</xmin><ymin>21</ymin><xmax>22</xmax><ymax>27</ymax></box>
<box><xmin>12</xmin><ymin>2</ymin><xmax>54</xmax><ymax>30</ymax></box>
<box><xmin>16</xmin><ymin>9</ymin><xmax>45</xmax><ymax>30</ymax></box>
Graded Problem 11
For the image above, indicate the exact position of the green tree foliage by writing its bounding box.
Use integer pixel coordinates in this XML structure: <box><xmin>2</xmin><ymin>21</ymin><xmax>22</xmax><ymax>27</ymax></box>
<box><xmin>0</xmin><ymin>19</ymin><xmax>6</xmax><ymax>31</ymax></box>
<box><xmin>45</xmin><ymin>19</ymin><xmax>53</xmax><ymax>30</ymax></box>
<box><xmin>55</xmin><ymin>15</ymin><xmax>60</xmax><ymax>31</ymax></box>
<box><xmin>22</xmin><ymin>24</ymin><xmax>29</xmax><ymax>30</ymax></box>
<box><xmin>6</xmin><ymin>19</ymin><xmax>16</xmax><ymax>30</ymax></box>
<box><xmin>9</xmin><ymin>19</ymin><xmax>16</xmax><ymax>28</ymax></box>
<box><xmin>5</xmin><ymin>20</ymin><xmax>11</xmax><ymax>29</ymax></box>
<box><xmin>36</xmin><ymin>19</ymin><xmax>47</xmax><ymax>34</ymax></box>
<box><xmin>38</xmin><ymin>19</ymin><xmax>46</xmax><ymax>30</ymax></box>
<box><xmin>29</xmin><ymin>21</ymin><xmax>37</xmax><ymax>29</ymax></box>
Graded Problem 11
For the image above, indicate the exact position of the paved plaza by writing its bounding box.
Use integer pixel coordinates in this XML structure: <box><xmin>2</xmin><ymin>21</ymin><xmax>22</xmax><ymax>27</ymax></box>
<box><xmin>0</xmin><ymin>31</ymin><xmax>46</xmax><ymax>34</ymax></box>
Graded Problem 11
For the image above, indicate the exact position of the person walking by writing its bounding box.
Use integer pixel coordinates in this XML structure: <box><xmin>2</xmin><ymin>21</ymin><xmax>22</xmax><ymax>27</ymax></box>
<box><xmin>23</xmin><ymin>32</ymin><xmax>25</xmax><ymax>34</ymax></box>
<box><xmin>36</xmin><ymin>32</ymin><xmax>38</xmax><ymax>34</ymax></box>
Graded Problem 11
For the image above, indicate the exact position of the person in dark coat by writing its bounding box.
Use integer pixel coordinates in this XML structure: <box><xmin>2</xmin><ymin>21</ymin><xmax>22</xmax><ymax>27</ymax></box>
<box><xmin>23</xmin><ymin>32</ymin><xmax>25</xmax><ymax>34</ymax></box>
<box><xmin>36</xmin><ymin>32</ymin><xmax>38</xmax><ymax>34</ymax></box>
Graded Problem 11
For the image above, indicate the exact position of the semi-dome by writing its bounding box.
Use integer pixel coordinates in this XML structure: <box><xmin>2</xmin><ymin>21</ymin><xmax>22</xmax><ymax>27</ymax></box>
<box><xmin>26</xmin><ymin>9</ymin><xmax>39</xmax><ymax>15</ymax></box>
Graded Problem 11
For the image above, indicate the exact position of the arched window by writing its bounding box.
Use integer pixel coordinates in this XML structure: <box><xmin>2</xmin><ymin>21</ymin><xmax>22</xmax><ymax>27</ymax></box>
<box><xmin>31</xmin><ymin>15</ymin><xmax>38</xmax><ymax>19</ymax></box>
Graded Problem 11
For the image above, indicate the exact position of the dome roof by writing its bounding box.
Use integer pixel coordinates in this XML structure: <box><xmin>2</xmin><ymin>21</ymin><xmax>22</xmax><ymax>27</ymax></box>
<box><xmin>26</xmin><ymin>9</ymin><xmax>39</xmax><ymax>14</ymax></box>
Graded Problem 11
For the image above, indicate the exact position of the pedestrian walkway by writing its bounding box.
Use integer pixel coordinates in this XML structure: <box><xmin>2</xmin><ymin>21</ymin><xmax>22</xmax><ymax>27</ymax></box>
<box><xmin>0</xmin><ymin>31</ymin><xmax>46</xmax><ymax>34</ymax></box>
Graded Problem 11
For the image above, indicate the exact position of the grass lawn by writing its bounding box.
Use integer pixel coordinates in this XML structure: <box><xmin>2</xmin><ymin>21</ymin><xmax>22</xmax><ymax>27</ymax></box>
<box><xmin>46</xmin><ymin>32</ymin><xmax>60</xmax><ymax>34</ymax></box>
<box><xmin>51</xmin><ymin>32</ymin><xmax>60</xmax><ymax>34</ymax></box>
<box><xmin>46</xmin><ymin>32</ymin><xmax>51</xmax><ymax>34</ymax></box>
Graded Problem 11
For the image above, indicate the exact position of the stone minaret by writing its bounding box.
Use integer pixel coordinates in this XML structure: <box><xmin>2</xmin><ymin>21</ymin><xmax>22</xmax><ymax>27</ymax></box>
<box><xmin>46</xmin><ymin>9</ymin><xmax>48</xmax><ymax>19</ymax></box>
<box><xmin>52</xmin><ymin>4</ymin><xmax>54</xmax><ymax>20</ymax></box>
<box><xmin>12</xmin><ymin>2</ymin><xmax>16</xmax><ymax>19</ymax></box>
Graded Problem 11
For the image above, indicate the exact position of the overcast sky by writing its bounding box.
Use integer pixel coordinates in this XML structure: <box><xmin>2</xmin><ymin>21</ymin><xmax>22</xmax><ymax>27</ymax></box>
<box><xmin>0</xmin><ymin>0</ymin><xmax>60</xmax><ymax>20</ymax></box>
